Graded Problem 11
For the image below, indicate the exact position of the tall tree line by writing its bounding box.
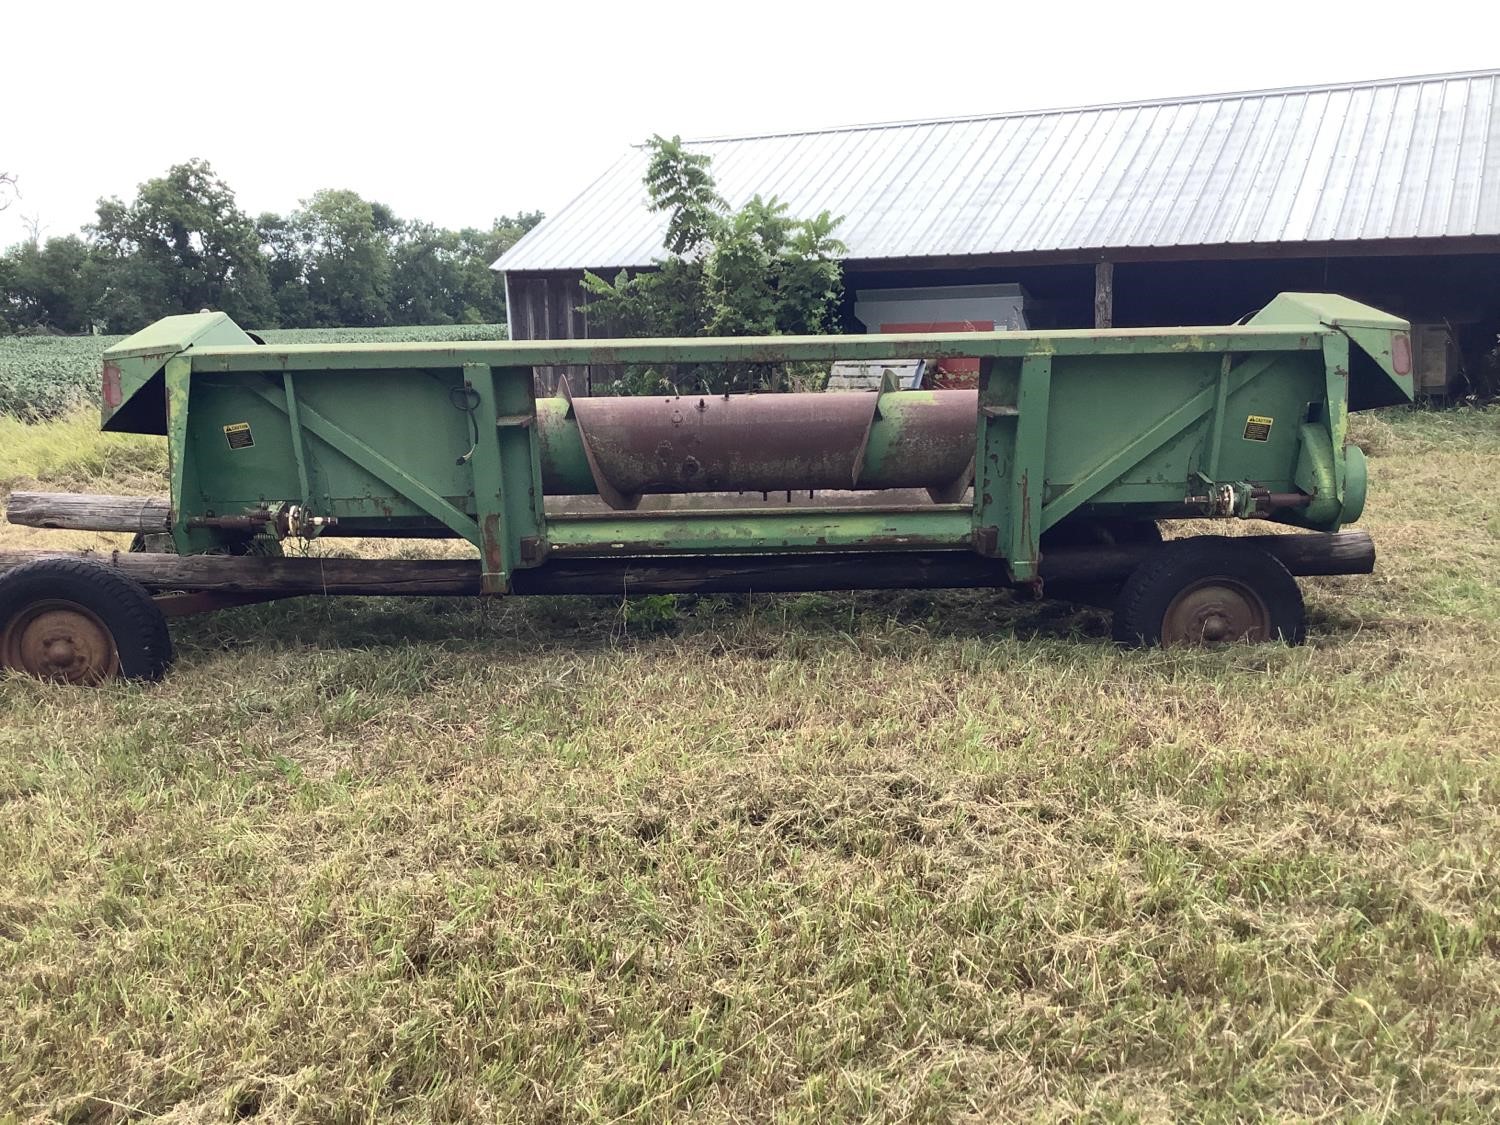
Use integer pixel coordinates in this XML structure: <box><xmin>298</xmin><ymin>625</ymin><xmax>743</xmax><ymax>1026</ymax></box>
<box><xmin>0</xmin><ymin>160</ymin><xmax>541</xmax><ymax>334</ymax></box>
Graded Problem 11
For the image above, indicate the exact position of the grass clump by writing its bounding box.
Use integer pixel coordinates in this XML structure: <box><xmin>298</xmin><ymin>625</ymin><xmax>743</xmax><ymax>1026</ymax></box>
<box><xmin>0</xmin><ymin>407</ymin><xmax>1497</xmax><ymax>1120</ymax></box>
<box><xmin>0</xmin><ymin>408</ymin><xmax>166</xmax><ymax>496</ymax></box>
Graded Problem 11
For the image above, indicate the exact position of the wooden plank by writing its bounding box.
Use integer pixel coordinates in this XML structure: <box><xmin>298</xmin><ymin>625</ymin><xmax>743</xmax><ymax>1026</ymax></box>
<box><xmin>0</xmin><ymin>550</ymin><xmax>481</xmax><ymax>595</ymax></box>
<box><xmin>6</xmin><ymin>492</ymin><xmax>171</xmax><ymax>534</ymax></box>
<box><xmin>0</xmin><ymin>532</ymin><xmax>1375</xmax><ymax>602</ymax></box>
<box><xmin>1094</xmin><ymin>260</ymin><xmax>1114</xmax><ymax>329</ymax></box>
<box><xmin>8</xmin><ymin>493</ymin><xmax>1379</xmax><ymax>589</ymax></box>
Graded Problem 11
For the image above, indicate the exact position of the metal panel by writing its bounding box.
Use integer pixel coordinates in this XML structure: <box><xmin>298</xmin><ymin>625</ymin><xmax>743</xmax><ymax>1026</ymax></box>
<box><xmin>1447</xmin><ymin>77</ymin><xmax>1494</xmax><ymax>235</ymax></box>
<box><xmin>1304</xmin><ymin>87</ymin><xmax>1371</xmax><ymax>243</ymax></box>
<box><xmin>496</xmin><ymin>70</ymin><xmax>1500</xmax><ymax>273</ymax></box>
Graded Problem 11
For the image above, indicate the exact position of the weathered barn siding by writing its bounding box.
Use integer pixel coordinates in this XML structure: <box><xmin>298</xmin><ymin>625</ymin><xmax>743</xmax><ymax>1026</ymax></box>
<box><xmin>504</xmin><ymin>271</ymin><xmax>599</xmax><ymax>393</ymax></box>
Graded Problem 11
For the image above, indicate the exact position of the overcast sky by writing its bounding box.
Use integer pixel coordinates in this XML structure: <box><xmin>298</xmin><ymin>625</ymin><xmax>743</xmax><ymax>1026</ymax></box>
<box><xmin>2</xmin><ymin>0</ymin><xmax>1492</xmax><ymax>248</ymax></box>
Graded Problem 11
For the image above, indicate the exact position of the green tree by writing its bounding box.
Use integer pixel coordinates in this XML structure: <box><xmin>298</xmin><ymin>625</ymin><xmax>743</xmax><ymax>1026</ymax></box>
<box><xmin>0</xmin><ymin>163</ymin><xmax>543</xmax><ymax>334</ymax></box>
<box><xmin>0</xmin><ymin>236</ymin><xmax>102</xmax><ymax>332</ymax></box>
<box><xmin>453</xmin><ymin>212</ymin><xmax>544</xmax><ymax>323</ymax></box>
<box><xmin>702</xmin><ymin>197</ymin><xmax>844</xmax><ymax>337</ymax></box>
<box><xmin>287</xmin><ymin>190</ymin><xmax>399</xmax><ymax>327</ymax></box>
<box><xmin>257</xmin><ymin>211</ymin><xmax>314</xmax><ymax>328</ymax></box>
<box><xmin>389</xmin><ymin>221</ymin><xmax>463</xmax><ymax>325</ymax></box>
<box><xmin>91</xmin><ymin>159</ymin><xmax>275</xmax><ymax>329</ymax></box>
<box><xmin>389</xmin><ymin>212</ymin><xmax>544</xmax><ymax>326</ymax></box>
<box><xmin>0</xmin><ymin>257</ymin><xmax>12</xmax><ymax>333</ymax></box>
<box><xmin>581</xmin><ymin>135</ymin><xmax>844</xmax><ymax>391</ymax></box>
<box><xmin>643</xmin><ymin>136</ymin><xmax>723</xmax><ymax>256</ymax></box>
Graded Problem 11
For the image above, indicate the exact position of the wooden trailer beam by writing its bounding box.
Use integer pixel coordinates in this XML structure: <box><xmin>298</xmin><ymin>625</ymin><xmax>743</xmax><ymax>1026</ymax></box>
<box><xmin>0</xmin><ymin>531</ymin><xmax>1375</xmax><ymax>608</ymax></box>
<box><xmin>6</xmin><ymin>492</ymin><xmax>171</xmax><ymax>534</ymax></box>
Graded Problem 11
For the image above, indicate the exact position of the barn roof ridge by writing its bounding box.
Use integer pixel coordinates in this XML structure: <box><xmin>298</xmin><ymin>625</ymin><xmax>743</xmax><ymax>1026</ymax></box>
<box><xmin>678</xmin><ymin>68</ymin><xmax>1500</xmax><ymax>145</ymax></box>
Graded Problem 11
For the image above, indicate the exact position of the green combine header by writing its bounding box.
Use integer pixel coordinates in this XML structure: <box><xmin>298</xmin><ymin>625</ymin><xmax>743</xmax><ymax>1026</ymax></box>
<box><xmin>2</xmin><ymin>294</ymin><xmax>1413</xmax><ymax>681</ymax></box>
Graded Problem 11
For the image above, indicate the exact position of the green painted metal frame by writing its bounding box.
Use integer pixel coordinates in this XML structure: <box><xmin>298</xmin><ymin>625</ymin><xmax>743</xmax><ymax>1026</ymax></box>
<box><xmin>546</xmin><ymin>506</ymin><xmax>974</xmax><ymax>556</ymax></box>
<box><xmin>249</xmin><ymin>380</ymin><xmax>474</xmax><ymax>537</ymax></box>
<box><xmin>466</xmin><ymin>364</ymin><xmax>546</xmax><ymax>593</ymax></box>
<box><xmin>1005</xmin><ymin>356</ymin><xmax>1052</xmax><ymax>581</ymax></box>
<box><xmin>182</xmin><ymin>325</ymin><xmax>1323</xmax><ymax>583</ymax></box>
<box><xmin>281</xmin><ymin>372</ymin><xmax>314</xmax><ymax>509</ymax></box>
<box><xmin>174</xmin><ymin>326</ymin><xmax>1333</xmax><ymax>585</ymax></box>
<box><xmin>165</xmin><ymin>355</ymin><xmax>200</xmax><ymax>554</ymax></box>
<box><xmin>186</xmin><ymin>325</ymin><xmax>1321</xmax><ymax>374</ymax></box>
<box><xmin>1321</xmin><ymin>333</ymin><xmax>1351</xmax><ymax>500</ymax></box>
<box><xmin>248</xmin><ymin>368</ymin><xmax>546</xmax><ymax>593</ymax></box>
<box><xmin>108</xmin><ymin>294</ymin><xmax>1411</xmax><ymax>593</ymax></box>
<box><xmin>1040</xmin><ymin>353</ymin><xmax>1281</xmax><ymax>529</ymax></box>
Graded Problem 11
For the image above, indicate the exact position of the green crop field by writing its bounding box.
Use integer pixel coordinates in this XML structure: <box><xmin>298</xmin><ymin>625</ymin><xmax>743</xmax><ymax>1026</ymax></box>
<box><xmin>0</xmin><ymin>325</ymin><xmax>509</xmax><ymax>422</ymax></box>
<box><xmin>1</xmin><ymin>361</ymin><xmax>1498</xmax><ymax>1118</ymax></box>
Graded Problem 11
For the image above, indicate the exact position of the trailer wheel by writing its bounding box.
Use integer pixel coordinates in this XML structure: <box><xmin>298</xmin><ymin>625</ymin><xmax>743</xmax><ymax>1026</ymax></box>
<box><xmin>1112</xmin><ymin>538</ymin><xmax>1305</xmax><ymax>647</ymax></box>
<box><xmin>0</xmin><ymin>559</ymin><xmax>173</xmax><ymax>683</ymax></box>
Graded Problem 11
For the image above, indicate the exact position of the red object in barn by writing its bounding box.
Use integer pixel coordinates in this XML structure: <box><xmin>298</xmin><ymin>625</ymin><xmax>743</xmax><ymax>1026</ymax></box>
<box><xmin>877</xmin><ymin>321</ymin><xmax>992</xmax><ymax>389</ymax></box>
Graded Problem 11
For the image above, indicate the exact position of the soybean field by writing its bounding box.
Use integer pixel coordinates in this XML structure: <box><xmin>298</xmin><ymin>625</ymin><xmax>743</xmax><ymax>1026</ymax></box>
<box><xmin>0</xmin><ymin>325</ymin><xmax>508</xmax><ymax>421</ymax></box>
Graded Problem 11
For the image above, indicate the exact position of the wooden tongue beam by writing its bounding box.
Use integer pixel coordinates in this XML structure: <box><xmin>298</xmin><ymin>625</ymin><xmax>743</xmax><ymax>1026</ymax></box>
<box><xmin>6</xmin><ymin>492</ymin><xmax>171</xmax><ymax>534</ymax></box>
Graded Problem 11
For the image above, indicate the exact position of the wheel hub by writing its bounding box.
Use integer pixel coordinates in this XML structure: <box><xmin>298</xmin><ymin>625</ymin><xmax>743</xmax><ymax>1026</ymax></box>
<box><xmin>1162</xmin><ymin>579</ymin><xmax>1270</xmax><ymax>646</ymax></box>
<box><xmin>1</xmin><ymin>601</ymin><xmax>120</xmax><ymax>683</ymax></box>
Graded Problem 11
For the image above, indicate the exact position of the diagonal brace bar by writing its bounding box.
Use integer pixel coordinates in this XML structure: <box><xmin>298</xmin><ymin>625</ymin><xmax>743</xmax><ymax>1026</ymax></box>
<box><xmin>250</xmin><ymin>379</ymin><xmax>477</xmax><ymax>543</ymax></box>
<box><xmin>1040</xmin><ymin>353</ymin><xmax>1279</xmax><ymax>530</ymax></box>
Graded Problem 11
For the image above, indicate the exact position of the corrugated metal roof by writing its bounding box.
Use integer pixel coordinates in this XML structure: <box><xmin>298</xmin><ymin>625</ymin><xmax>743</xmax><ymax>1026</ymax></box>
<box><xmin>497</xmin><ymin>70</ymin><xmax>1500</xmax><ymax>273</ymax></box>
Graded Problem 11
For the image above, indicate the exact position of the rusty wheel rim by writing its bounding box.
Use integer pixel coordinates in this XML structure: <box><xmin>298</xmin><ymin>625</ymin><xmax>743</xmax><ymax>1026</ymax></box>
<box><xmin>1</xmin><ymin>600</ymin><xmax>120</xmax><ymax>683</ymax></box>
<box><xmin>1161</xmin><ymin>578</ymin><xmax>1270</xmax><ymax>646</ymax></box>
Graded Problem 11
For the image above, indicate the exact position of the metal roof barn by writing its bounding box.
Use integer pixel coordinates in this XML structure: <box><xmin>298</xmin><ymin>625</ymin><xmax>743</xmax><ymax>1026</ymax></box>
<box><xmin>498</xmin><ymin>70</ymin><xmax>1500</xmax><ymax>273</ymax></box>
<box><xmin>496</xmin><ymin>70</ymin><xmax>1500</xmax><ymax>398</ymax></box>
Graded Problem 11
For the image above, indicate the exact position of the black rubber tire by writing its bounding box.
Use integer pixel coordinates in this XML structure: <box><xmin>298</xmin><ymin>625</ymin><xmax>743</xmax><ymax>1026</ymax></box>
<box><xmin>1112</xmin><ymin>537</ymin><xmax>1306</xmax><ymax>647</ymax></box>
<box><xmin>0</xmin><ymin>558</ymin><xmax>174</xmax><ymax>682</ymax></box>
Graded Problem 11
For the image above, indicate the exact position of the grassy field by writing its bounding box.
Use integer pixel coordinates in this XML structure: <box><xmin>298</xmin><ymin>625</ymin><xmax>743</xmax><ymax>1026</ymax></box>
<box><xmin>0</xmin><ymin>325</ymin><xmax>508</xmax><ymax>422</ymax></box>
<box><xmin>1</xmin><ymin>400</ymin><xmax>1498</xmax><ymax>1121</ymax></box>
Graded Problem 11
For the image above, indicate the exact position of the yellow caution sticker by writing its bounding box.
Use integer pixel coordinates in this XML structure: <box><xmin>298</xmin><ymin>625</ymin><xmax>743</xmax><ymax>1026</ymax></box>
<box><xmin>1243</xmin><ymin>415</ymin><xmax>1273</xmax><ymax>442</ymax></box>
<box><xmin>223</xmin><ymin>422</ymin><xmax>254</xmax><ymax>450</ymax></box>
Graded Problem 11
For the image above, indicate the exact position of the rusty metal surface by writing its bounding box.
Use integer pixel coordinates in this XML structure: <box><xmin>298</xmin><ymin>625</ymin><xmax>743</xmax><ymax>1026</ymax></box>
<box><xmin>545</xmin><ymin>389</ymin><xmax>976</xmax><ymax>504</ymax></box>
<box><xmin>0</xmin><ymin>599</ymin><xmax>120</xmax><ymax>683</ymax></box>
<box><xmin>1162</xmin><ymin>578</ymin><xmax>1271</xmax><ymax>645</ymax></box>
